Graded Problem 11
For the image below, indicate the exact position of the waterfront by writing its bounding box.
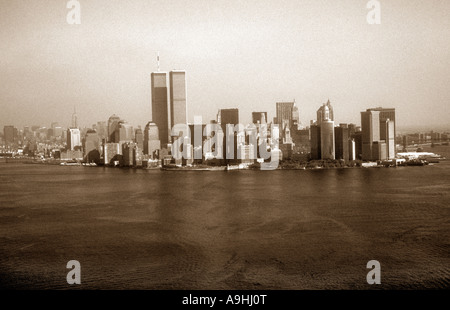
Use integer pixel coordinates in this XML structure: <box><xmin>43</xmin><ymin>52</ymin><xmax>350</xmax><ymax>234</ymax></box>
<box><xmin>0</xmin><ymin>146</ymin><xmax>449</xmax><ymax>289</ymax></box>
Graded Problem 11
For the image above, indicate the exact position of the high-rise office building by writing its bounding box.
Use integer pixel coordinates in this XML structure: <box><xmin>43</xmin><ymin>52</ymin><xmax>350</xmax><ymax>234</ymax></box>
<box><xmin>84</xmin><ymin>129</ymin><xmax>101</xmax><ymax>163</ymax></box>
<box><xmin>370</xmin><ymin>107</ymin><xmax>396</xmax><ymax>138</ymax></box>
<box><xmin>361</xmin><ymin>110</ymin><xmax>381</xmax><ymax>161</ymax></box>
<box><xmin>107</xmin><ymin>115</ymin><xmax>121</xmax><ymax>143</ymax></box>
<box><xmin>169</xmin><ymin>70</ymin><xmax>187</xmax><ymax>128</ymax></box>
<box><xmin>252</xmin><ymin>112</ymin><xmax>268</xmax><ymax>125</ymax></box>
<box><xmin>321</xmin><ymin>119</ymin><xmax>335</xmax><ymax>160</ymax></box>
<box><xmin>67</xmin><ymin>128</ymin><xmax>81</xmax><ymax>150</ymax></box>
<box><xmin>151</xmin><ymin>72</ymin><xmax>170</xmax><ymax>146</ymax></box>
<box><xmin>3</xmin><ymin>126</ymin><xmax>15</xmax><ymax>144</ymax></box>
<box><xmin>144</xmin><ymin>122</ymin><xmax>161</xmax><ymax>158</ymax></box>
<box><xmin>115</xmin><ymin>121</ymin><xmax>134</xmax><ymax>147</ymax></box>
<box><xmin>361</xmin><ymin>108</ymin><xmax>396</xmax><ymax>161</ymax></box>
<box><xmin>135</xmin><ymin>128</ymin><xmax>144</xmax><ymax>151</ymax></box>
<box><xmin>218</xmin><ymin>108</ymin><xmax>239</xmax><ymax>161</ymax></box>
<box><xmin>96</xmin><ymin>121</ymin><xmax>107</xmax><ymax>141</ymax></box>
<box><xmin>385</xmin><ymin>119</ymin><xmax>395</xmax><ymax>160</ymax></box>
<box><xmin>292</xmin><ymin>105</ymin><xmax>300</xmax><ymax>129</ymax></box>
<box><xmin>276</xmin><ymin>101</ymin><xmax>294</xmax><ymax>131</ymax></box>
<box><xmin>315</xmin><ymin>101</ymin><xmax>335</xmax><ymax>160</ymax></box>
<box><xmin>335</xmin><ymin>124</ymin><xmax>349</xmax><ymax>162</ymax></box>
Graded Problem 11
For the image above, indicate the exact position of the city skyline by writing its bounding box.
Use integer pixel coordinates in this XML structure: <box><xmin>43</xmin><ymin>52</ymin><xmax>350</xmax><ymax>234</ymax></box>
<box><xmin>1</xmin><ymin>1</ymin><xmax>449</xmax><ymax>130</ymax></box>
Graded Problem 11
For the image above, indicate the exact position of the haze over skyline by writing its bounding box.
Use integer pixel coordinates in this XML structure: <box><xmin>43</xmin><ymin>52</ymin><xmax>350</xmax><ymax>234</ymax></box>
<box><xmin>1</xmin><ymin>0</ymin><xmax>449</xmax><ymax>131</ymax></box>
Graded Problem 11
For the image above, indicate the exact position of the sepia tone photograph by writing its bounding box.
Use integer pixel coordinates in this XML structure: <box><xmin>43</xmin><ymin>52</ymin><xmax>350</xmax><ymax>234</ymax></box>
<box><xmin>0</xmin><ymin>0</ymin><xmax>449</xmax><ymax>298</ymax></box>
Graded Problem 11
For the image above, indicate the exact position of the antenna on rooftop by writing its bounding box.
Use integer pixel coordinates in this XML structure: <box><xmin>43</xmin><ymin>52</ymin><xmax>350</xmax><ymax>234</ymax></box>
<box><xmin>157</xmin><ymin>51</ymin><xmax>160</xmax><ymax>72</ymax></box>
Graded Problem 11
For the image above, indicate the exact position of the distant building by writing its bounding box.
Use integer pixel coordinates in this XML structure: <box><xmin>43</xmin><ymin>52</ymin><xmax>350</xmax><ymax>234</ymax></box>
<box><xmin>317</xmin><ymin>101</ymin><xmax>335</xmax><ymax>160</ymax></box>
<box><xmin>169</xmin><ymin>70</ymin><xmax>187</xmax><ymax>128</ymax></box>
<box><xmin>151</xmin><ymin>72</ymin><xmax>170</xmax><ymax>146</ymax></box>
<box><xmin>103</xmin><ymin>143</ymin><xmax>121</xmax><ymax>165</ymax></box>
<box><xmin>237</xmin><ymin>144</ymin><xmax>256</xmax><ymax>164</ymax></box>
<box><xmin>3</xmin><ymin>126</ymin><xmax>15</xmax><ymax>144</ymax></box>
<box><xmin>135</xmin><ymin>128</ymin><xmax>144</xmax><ymax>151</ymax></box>
<box><xmin>335</xmin><ymin>124</ymin><xmax>349</xmax><ymax>162</ymax></box>
<box><xmin>321</xmin><ymin>119</ymin><xmax>335</xmax><ymax>160</ymax></box>
<box><xmin>252</xmin><ymin>112</ymin><xmax>268</xmax><ymax>125</ymax></box>
<box><xmin>107</xmin><ymin>115</ymin><xmax>121</xmax><ymax>143</ymax></box>
<box><xmin>84</xmin><ymin>129</ymin><xmax>101</xmax><ymax>163</ymax></box>
<box><xmin>144</xmin><ymin>122</ymin><xmax>161</xmax><ymax>159</ymax></box>
<box><xmin>310</xmin><ymin>124</ymin><xmax>321</xmax><ymax>160</ymax></box>
<box><xmin>218</xmin><ymin>108</ymin><xmax>239</xmax><ymax>162</ymax></box>
<box><xmin>67</xmin><ymin>128</ymin><xmax>81</xmax><ymax>151</ymax></box>
<box><xmin>275</xmin><ymin>101</ymin><xmax>294</xmax><ymax>131</ymax></box>
<box><xmin>96</xmin><ymin>121</ymin><xmax>107</xmax><ymax>141</ymax></box>
<box><xmin>316</xmin><ymin>99</ymin><xmax>334</xmax><ymax>125</ymax></box>
<box><xmin>189</xmin><ymin>123</ymin><xmax>207</xmax><ymax>161</ymax></box>
<box><xmin>361</xmin><ymin>108</ymin><xmax>396</xmax><ymax>161</ymax></box>
<box><xmin>115</xmin><ymin>121</ymin><xmax>134</xmax><ymax>150</ymax></box>
<box><xmin>122</xmin><ymin>142</ymin><xmax>138</xmax><ymax>167</ymax></box>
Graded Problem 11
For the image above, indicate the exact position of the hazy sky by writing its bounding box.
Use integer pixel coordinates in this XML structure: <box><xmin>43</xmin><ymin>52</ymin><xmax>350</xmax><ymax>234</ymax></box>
<box><xmin>1</xmin><ymin>0</ymin><xmax>449</xmax><ymax>131</ymax></box>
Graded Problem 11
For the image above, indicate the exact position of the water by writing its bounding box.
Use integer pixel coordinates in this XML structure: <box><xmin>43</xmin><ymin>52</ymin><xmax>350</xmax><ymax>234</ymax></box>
<box><xmin>0</xmin><ymin>146</ymin><xmax>449</xmax><ymax>289</ymax></box>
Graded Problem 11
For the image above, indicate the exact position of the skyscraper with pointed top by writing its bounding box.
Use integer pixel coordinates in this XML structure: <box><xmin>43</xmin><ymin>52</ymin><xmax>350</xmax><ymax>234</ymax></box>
<box><xmin>71</xmin><ymin>106</ymin><xmax>78</xmax><ymax>128</ymax></box>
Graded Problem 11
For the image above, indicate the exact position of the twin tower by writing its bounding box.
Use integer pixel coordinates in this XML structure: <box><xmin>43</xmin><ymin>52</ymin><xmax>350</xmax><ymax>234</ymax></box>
<box><xmin>151</xmin><ymin>70</ymin><xmax>187</xmax><ymax>147</ymax></box>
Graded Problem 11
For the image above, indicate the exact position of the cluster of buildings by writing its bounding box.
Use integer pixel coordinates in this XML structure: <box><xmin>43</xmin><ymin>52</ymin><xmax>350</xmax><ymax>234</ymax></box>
<box><xmin>1</xmin><ymin>67</ymin><xmax>449</xmax><ymax>166</ymax></box>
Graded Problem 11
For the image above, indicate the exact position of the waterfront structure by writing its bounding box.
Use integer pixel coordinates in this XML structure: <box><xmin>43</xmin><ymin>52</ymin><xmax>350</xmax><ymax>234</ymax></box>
<box><xmin>67</xmin><ymin>128</ymin><xmax>81</xmax><ymax>151</ymax></box>
<box><xmin>151</xmin><ymin>72</ymin><xmax>170</xmax><ymax>146</ymax></box>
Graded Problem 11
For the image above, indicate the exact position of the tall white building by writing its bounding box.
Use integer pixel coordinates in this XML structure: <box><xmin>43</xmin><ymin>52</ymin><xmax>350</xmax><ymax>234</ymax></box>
<box><xmin>67</xmin><ymin>128</ymin><xmax>81</xmax><ymax>150</ymax></box>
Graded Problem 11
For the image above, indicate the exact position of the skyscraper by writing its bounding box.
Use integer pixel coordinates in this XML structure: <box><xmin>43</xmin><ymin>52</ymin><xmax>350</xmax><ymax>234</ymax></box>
<box><xmin>276</xmin><ymin>101</ymin><xmax>294</xmax><ymax>131</ymax></box>
<box><xmin>169</xmin><ymin>70</ymin><xmax>187</xmax><ymax>128</ymax></box>
<box><xmin>107</xmin><ymin>115</ymin><xmax>121</xmax><ymax>143</ymax></box>
<box><xmin>321</xmin><ymin>118</ymin><xmax>335</xmax><ymax>160</ymax></box>
<box><xmin>3</xmin><ymin>126</ymin><xmax>15</xmax><ymax>144</ymax></box>
<box><xmin>335</xmin><ymin>124</ymin><xmax>349</xmax><ymax>162</ymax></box>
<box><xmin>361</xmin><ymin>108</ymin><xmax>396</xmax><ymax>161</ymax></box>
<box><xmin>361</xmin><ymin>110</ymin><xmax>380</xmax><ymax>161</ymax></box>
<box><xmin>317</xmin><ymin>101</ymin><xmax>335</xmax><ymax>160</ymax></box>
<box><xmin>252</xmin><ymin>112</ymin><xmax>268</xmax><ymax>125</ymax></box>
<box><xmin>144</xmin><ymin>122</ymin><xmax>161</xmax><ymax>158</ymax></box>
<box><xmin>218</xmin><ymin>108</ymin><xmax>239</xmax><ymax>161</ymax></box>
<box><xmin>67</xmin><ymin>128</ymin><xmax>81</xmax><ymax>150</ymax></box>
<box><xmin>151</xmin><ymin>72</ymin><xmax>170</xmax><ymax>146</ymax></box>
<box><xmin>84</xmin><ymin>129</ymin><xmax>101</xmax><ymax>163</ymax></box>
